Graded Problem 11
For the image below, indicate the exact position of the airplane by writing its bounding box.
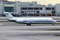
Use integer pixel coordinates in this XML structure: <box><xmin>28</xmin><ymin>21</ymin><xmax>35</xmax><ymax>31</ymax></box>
<box><xmin>4</xmin><ymin>12</ymin><xmax>57</xmax><ymax>26</ymax></box>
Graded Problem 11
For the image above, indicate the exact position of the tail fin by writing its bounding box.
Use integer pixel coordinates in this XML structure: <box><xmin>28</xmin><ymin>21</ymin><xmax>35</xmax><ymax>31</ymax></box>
<box><xmin>4</xmin><ymin>12</ymin><xmax>14</xmax><ymax>19</ymax></box>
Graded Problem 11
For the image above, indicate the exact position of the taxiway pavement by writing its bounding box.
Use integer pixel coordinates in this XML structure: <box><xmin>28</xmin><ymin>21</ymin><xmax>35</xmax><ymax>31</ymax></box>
<box><xmin>0</xmin><ymin>20</ymin><xmax>60</xmax><ymax>40</ymax></box>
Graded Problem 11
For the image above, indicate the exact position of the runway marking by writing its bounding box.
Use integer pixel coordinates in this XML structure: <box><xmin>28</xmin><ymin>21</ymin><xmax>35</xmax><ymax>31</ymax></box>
<box><xmin>0</xmin><ymin>38</ymin><xmax>7</xmax><ymax>40</ymax></box>
<box><xmin>0</xmin><ymin>23</ymin><xmax>3</xmax><ymax>25</ymax></box>
<box><xmin>0</xmin><ymin>25</ymin><xmax>60</xmax><ymax>26</ymax></box>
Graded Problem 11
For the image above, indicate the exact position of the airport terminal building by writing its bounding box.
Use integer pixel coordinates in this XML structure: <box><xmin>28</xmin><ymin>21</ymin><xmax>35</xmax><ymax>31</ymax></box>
<box><xmin>0</xmin><ymin>1</ymin><xmax>60</xmax><ymax>16</ymax></box>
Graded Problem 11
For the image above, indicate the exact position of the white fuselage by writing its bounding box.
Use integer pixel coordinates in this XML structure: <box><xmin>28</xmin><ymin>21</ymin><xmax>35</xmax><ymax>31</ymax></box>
<box><xmin>10</xmin><ymin>17</ymin><xmax>56</xmax><ymax>24</ymax></box>
<box><xmin>4</xmin><ymin>12</ymin><xmax>56</xmax><ymax>24</ymax></box>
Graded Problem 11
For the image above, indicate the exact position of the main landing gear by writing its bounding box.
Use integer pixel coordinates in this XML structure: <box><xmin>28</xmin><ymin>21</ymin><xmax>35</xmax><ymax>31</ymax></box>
<box><xmin>27</xmin><ymin>23</ymin><xmax>31</xmax><ymax>26</ymax></box>
<box><xmin>52</xmin><ymin>23</ymin><xmax>54</xmax><ymax>26</ymax></box>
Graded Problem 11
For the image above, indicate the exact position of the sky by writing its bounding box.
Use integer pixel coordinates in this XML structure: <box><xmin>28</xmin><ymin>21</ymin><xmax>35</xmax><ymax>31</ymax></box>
<box><xmin>8</xmin><ymin>0</ymin><xmax>60</xmax><ymax>5</ymax></box>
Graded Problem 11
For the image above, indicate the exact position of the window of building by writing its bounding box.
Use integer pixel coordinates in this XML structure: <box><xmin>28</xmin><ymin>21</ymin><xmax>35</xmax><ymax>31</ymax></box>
<box><xmin>21</xmin><ymin>8</ymin><xmax>27</xmax><ymax>10</ymax></box>
<box><xmin>52</xmin><ymin>11</ymin><xmax>55</xmax><ymax>13</ymax></box>
<box><xmin>21</xmin><ymin>11</ymin><xmax>23</xmax><ymax>13</ymax></box>
<box><xmin>29</xmin><ymin>4</ymin><xmax>33</xmax><ymax>6</ymax></box>
<box><xmin>40</xmin><ymin>8</ymin><xmax>42</xmax><ymax>10</ymax></box>
<box><xmin>46</xmin><ymin>7</ymin><xmax>51</xmax><ymax>10</ymax></box>
<box><xmin>4</xmin><ymin>7</ymin><xmax>14</xmax><ymax>12</ymax></box>
<box><xmin>28</xmin><ymin>8</ymin><xmax>33</xmax><ymax>10</ymax></box>
<box><xmin>52</xmin><ymin>8</ymin><xmax>54</xmax><ymax>10</ymax></box>
<box><xmin>34</xmin><ymin>8</ymin><xmax>39</xmax><ymax>10</ymax></box>
<box><xmin>37</xmin><ymin>11</ymin><xmax>39</xmax><ymax>13</ymax></box>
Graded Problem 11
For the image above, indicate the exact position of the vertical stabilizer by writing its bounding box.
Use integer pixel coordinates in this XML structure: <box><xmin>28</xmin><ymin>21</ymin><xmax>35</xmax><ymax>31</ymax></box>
<box><xmin>4</xmin><ymin>12</ymin><xmax>14</xmax><ymax>19</ymax></box>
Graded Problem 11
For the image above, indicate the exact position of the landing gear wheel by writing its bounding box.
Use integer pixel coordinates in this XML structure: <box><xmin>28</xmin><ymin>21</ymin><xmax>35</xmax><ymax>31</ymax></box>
<box><xmin>27</xmin><ymin>23</ymin><xmax>31</xmax><ymax>26</ymax></box>
<box><xmin>52</xmin><ymin>23</ymin><xmax>54</xmax><ymax>26</ymax></box>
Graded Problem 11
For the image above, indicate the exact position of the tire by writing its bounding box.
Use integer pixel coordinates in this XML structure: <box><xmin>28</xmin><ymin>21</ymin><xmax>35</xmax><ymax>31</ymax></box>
<box><xmin>27</xmin><ymin>23</ymin><xmax>31</xmax><ymax>26</ymax></box>
<box><xmin>52</xmin><ymin>23</ymin><xmax>54</xmax><ymax>26</ymax></box>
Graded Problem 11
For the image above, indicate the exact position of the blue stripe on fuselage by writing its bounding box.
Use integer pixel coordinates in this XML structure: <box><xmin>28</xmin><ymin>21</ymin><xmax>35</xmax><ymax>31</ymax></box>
<box><xmin>23</xmin><ymin>21</ymin><xmax>55</xmax><ymax>23</ymax></box>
